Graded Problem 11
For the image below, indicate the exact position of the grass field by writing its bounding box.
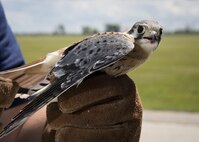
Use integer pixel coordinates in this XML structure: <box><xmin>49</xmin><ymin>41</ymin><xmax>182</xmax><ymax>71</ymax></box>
<box><xmin>16</xmin><ymin>34</ymin><xmax>199</xmax><ymax>112</ymax></box>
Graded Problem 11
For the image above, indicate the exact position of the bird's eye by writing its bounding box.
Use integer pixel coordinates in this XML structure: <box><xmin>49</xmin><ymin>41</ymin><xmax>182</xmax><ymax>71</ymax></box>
<box><xmin>137</xmin><ymin>25</ymin><xmax>145</xmax><ymax>34</ymax></box>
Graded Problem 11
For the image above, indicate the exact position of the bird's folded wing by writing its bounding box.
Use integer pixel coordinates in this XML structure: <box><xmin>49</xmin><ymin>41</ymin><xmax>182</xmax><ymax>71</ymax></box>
<box><xmin>0</xmin><ymin>47</ymin><xmax>66</xmax><ymax>91</ymax></box>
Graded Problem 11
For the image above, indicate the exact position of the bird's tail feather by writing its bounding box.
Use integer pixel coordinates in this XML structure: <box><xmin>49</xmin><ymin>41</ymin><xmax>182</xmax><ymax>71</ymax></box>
<box><xmin>0</xmin><ymin>60</ymin><xmax>44</xmax><ymax>75</ymax></box>
<box><xmin>0</xmin><ymin>76</ymin><xmax>78</xmax><ymax>139</ymax></box>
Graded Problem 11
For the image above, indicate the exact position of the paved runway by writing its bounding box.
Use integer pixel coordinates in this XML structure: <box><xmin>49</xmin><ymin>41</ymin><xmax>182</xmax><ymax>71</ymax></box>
<box><xmin>140</xmin><ymin>110</ymin><xmax>199</xmax><ymax>142</ymax></box>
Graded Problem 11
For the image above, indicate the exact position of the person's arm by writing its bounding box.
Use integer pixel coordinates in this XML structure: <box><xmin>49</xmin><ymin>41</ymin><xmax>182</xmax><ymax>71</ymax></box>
<box><xmin>0</xmin><ymin>3</ymin><xmax>25</xmax><ymax>141</ymax></box>
<box><xmin>0</xmin><ymin>2</ymin><xmax>25</xmax><ymax>71</ymax></box>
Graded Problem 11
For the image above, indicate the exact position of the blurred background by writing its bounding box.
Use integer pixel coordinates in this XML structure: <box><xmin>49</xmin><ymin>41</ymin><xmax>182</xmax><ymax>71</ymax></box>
<box><xmin>1</xmin><ymin>0</ymin><xmax>199</xmax><ymax>141</ymax></box>
<box><xmin>1</xmin><ymin>0</ymin><xmax>199</xmax><ymax>112</ymax></box>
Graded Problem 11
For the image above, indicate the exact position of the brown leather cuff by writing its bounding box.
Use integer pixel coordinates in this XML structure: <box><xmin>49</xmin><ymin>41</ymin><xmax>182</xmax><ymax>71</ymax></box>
<box><xmin>42</xmin><ymin>124</ymin><xmax>56</xmax><ymax>142</ymax></box>
<box><xmin>0</xmin><ymin>108</ymin><xmax>3</xmax><ymax>117</ymax></box>
<box><xmin>55</xmin><ymin>121</ymin><xmax>141</xmax><ymax>142</ymax></box>
<box><xmin>43</xmin><ymin>74</ymin><xmax>142</xmax><ymax>142</ymax></box>
<box><xmin>0</xmin><ymin>77</ymin><xmax>19</xmax><ymax>108</ymax></box>
<box><xmin>57</xmin><ymin>75</ymin><xmax>135</xmax><ymax>113</ymax></box>
<box><xmin>47</xmin><ymin>94</ymin><xmax>140</xmax><ymax>130</ymax></box>
<box><xmin>0</xmin><ymin>108</ymin><xmax>3</xmax><ymax>130</ymax></box>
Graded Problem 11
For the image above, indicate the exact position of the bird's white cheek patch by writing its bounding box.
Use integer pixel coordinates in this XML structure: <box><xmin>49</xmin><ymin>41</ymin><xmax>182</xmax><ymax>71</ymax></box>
<box><xmin>137</xmin><ymin>40</ymin><xmax>158</xmax><ymax>53</ymax></box>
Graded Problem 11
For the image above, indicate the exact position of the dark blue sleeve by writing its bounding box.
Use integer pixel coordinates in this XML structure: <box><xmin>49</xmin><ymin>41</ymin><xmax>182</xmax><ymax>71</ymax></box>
<box><xmin>0</xmin><ymin>2</ymin><xmax>25</xmax><ymax>71</ymax></box>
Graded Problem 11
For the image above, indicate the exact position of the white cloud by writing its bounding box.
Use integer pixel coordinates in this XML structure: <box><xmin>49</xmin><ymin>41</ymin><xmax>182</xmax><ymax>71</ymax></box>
<box><xmin>1</xmin><ymin>0</ymin><xmax>199</xmax><ymax>33</ymax></box>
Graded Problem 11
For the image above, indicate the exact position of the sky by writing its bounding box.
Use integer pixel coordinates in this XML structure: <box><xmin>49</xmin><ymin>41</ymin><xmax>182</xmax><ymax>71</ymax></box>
<box><xmin>1</xmin><ymin>0</ymin><xmax>199</xmax><ymax>34</ymax></box>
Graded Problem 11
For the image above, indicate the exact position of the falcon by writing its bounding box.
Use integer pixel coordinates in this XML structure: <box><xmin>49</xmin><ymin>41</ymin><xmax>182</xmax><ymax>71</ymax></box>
<box><xmin>0</xmin><ymin>20</ymin><xmax>162</xmax><ymax>138</ymax></box>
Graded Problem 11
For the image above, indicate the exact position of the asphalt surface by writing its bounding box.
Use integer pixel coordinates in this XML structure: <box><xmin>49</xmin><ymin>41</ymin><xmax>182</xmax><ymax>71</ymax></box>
<box><xmin>140</xmin><ymin>110</ymin><xmax>199</xmax><ymax>142</ymax></box>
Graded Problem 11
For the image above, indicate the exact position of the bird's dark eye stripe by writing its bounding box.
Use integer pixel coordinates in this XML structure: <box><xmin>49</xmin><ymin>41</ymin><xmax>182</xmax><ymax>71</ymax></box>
<box><xmin>159</xmin><ymin>28</ymin><xmax>163</xmax><ymax>35</ymax></box>
<box><xmin>128</xmin><ymin>28</ymin><xmax>134</xmax><ymax>34</ymax></box>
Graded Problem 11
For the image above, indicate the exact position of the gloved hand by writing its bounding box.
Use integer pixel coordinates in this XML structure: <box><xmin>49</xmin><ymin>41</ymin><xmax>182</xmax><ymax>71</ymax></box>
<box><xmin>42</xmin><ymin>74</ymin><xmax>143</xmax><ymax>142</ymax></box>
<box><xmin>0</xmin><ymin>77</ymin><xmax>19</xmax><ymax>130</ymax></box>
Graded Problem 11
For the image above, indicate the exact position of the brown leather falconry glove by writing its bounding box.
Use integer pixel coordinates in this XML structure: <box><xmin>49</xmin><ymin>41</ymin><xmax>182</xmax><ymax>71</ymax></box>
<box><xmin>42</xmin><ymin>74</ymin><xmax>143</xmax><ymax>142</ymax></box>
<box><xmin>0</xmin><ymin>77</ymin><xmax>19</xmax><ymax>130</ymax></box>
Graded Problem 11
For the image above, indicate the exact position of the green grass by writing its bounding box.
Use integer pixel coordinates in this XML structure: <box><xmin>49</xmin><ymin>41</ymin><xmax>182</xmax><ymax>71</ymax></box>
<box><xmin>17</xmin><ymin>35</ymin><xmax>86</xmax><ymax>63</ymax></box>
<box><xmin>16</xmin><ymin>34</ymin><xmax>199</xmax><ymax>112</ymax></box>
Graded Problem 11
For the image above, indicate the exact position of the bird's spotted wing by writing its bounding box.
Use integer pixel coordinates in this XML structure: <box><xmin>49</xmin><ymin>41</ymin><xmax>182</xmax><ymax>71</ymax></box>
<box><xmin>0</xmin><ymin>32</ymin><xmax>134</xmax><ymax>138</ymax></box>
<box><xmin>51</xmin><ymin>32</ymin><xmax>134</xmax><ymax>88</ymax></box>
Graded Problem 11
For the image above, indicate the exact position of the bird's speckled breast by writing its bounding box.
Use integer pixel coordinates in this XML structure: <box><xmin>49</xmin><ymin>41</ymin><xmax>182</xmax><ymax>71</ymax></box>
<box><xmin>103</xmin><ymin>44</ymin><xmax>149</xmax><ymax>76</ymax></box>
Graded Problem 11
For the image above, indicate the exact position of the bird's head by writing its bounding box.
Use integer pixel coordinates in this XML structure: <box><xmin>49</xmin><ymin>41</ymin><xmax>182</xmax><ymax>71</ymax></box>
<box><xmin>128</xmin><ymin>20</ymin><xmax>163</xmax><ymax>53</ymax></box>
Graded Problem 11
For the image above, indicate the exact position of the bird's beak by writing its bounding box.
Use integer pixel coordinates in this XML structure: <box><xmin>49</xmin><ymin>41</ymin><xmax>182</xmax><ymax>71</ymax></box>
<box><xmin>143</xmin><ymin>31</ymin><xmax>161</xmax><ymax>44</ymax></box>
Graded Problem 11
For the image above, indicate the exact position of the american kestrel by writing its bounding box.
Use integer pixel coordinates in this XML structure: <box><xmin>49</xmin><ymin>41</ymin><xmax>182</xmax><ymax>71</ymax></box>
<box><xmin>0</xmin><ymin>20</ymin><xmax>162</xmax><ymax>138</ymax></box>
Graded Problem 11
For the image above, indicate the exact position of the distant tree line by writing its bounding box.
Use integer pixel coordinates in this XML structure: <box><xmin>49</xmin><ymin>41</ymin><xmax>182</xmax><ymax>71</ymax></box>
<box><xmin>174</xmin><ymin>26</ymin><xmax>199</xmax><ymax>34</ymax></box>
<box><xmin>82</xmin><ymin>26</ymin><xmax>98</xmax><ymax>35</ymax></box>
<box><xmin>53</xmin><ymin>24</ymin><xmax>66</xmax><ymax>35</ymax></box>
<box><xmin>82</xmin><ymin>24</ymin><xmax>120</xmax><ymax>35</ymax></box>
<box><xmin>51</xmin><ymin>23</ymin><xmax>121</xmax><ymax>35</ymax></box>
<box><xmin>15</xmin><ymin>24</ymin><xmax>199</xmax><ymax>36</ymax></box>
<box><xmin>105</xmin><ymin>24</ymin><xmax>120</xmax><ymax>32</ymax></box>
<box><xmin>163</xmin><ymin>25</ymin><xmax>199</xmax><ymax>35</ymax></box>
